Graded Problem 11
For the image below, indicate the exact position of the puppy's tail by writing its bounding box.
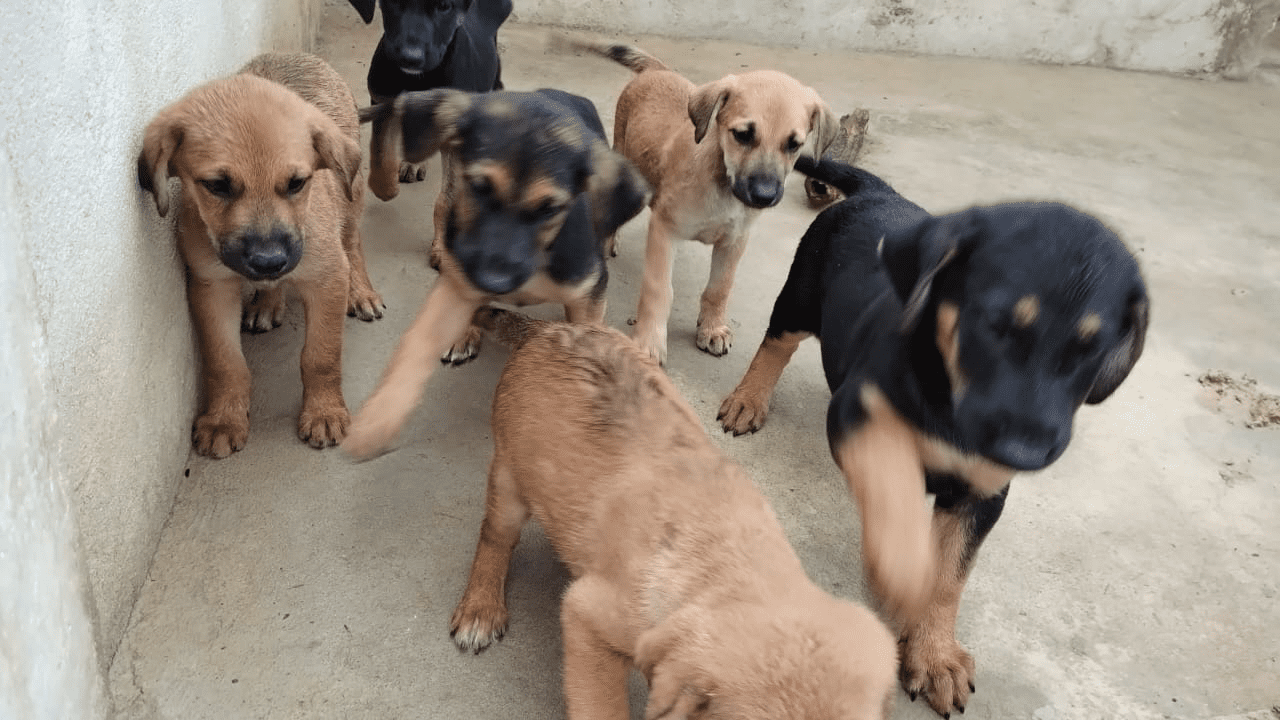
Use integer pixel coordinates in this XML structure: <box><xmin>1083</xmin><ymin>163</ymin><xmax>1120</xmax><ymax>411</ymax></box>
<box><xmin>548</xmin><ymin>34</ymin><xmax>670</xmax><ymax>74</ymax></box>
<box><xmin>794</xmin><ymin>155</ymin><xmax>891</xmax><ymax>199</ymax></box>
<box><xmin>471</xmin><ymin>307</ymin><xmax>545</xmax><ymax>349</ymax></box>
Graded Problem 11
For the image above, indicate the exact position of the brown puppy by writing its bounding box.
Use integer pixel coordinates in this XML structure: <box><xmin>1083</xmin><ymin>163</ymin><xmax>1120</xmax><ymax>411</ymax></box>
<box><xmin>341</xmin><ymin>88</ymin><xmax>649</xmax><ymax>459</ymax></box>
<box><xmin>138</xmin><ymin>52</ymin><xmax>383</xmax><ymax>458</ymax></box>
<box><xmin>449</xmin><ymin>308</ymin><xmax>897</xmax><ymax>720</ymax></box>
<box><xmin>565</xmin><ymin>39</ymin><xmax>839</xmax><ymax>365</ymax></box>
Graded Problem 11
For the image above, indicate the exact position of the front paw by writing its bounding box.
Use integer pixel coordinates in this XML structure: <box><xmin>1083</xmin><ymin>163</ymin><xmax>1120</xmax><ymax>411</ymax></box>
<box><xmin>440</xmin><ymin>324</ymin><xmax>483</xmax><ymax>366</ymax></box>
<box><xmin>900</xmin><ymin>627</ymin><xmax>976</xmax><ymax>717</ymax></box>
<box><xmin>298</xmin><ymin>403</ymin><xmax>350</xmax><ymax>448</ymax></box>
<box><xmin>193</xmin><ymin>412</ymin><xmax>249</xmax><ymax>458</ymax></box>
<box><xmin>347</xmin><ymin>285</ymin><xmax>386</xmax><ymax>321</ymax></box>
<box><xmin>399</xmin><ymin>161</ymin><xmax>427</xmax><ymax>183</ymax></box>
<box><xmin>630</xmin><ymin>323</ymin><xmax>668</xmax><ymax>366</ymax></box>
<box><xmin>718</xmin><ymin>387</ymin><xmax>769</xmax><ymax>435</ymax></box>
<box><xmin>696</xmin><ymin>322</ymin><xmax>733</xmax><ymax>357</ymax></box>
<box><xmin>450</xmin><ymin>596</ymin><xmax>509</xmax><ymax>655</ymax></box>
<box><xmin>242</xmin><ymin>289</ymin><xmax>285</xmax><ymax>333</ymax></box>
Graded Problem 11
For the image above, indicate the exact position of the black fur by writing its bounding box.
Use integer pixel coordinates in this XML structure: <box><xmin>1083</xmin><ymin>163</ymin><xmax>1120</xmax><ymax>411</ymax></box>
<box><xmin>349</xmin><ymin>0</ymin><xmax>512</xmax><ymax>102</ymax></box>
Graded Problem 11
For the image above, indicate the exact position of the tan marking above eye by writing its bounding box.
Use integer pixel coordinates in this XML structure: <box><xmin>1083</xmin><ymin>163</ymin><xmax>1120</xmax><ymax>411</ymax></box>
<box><xmin>1077</xmin><ymin>312</ymin><xmax>1102</xmax><ymax>341</ymax></box>
<box><xmin>519</xmin><ymin>177</ymin><xmax>572</xmax><ymax>216</ymax></box>
<box><xmin>1012</xmin><ymin>295</ymin><xmax>1039</xmax><ymax>328</ymax></box>
<box><xmin>466</xmin><ymin>162</ymin><xmax>512</xmax><ymax>200</ymax></box>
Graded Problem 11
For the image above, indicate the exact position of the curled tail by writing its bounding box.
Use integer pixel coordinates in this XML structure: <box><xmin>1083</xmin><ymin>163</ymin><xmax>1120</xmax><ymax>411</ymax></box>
<box><xmin>471</xmin><ymin>307</ymin><xmax>545</xmax><ymax>348</ymax></box>
<box><xmin>794</xmin><ymin>155</ymin><xmax>894</xmax><ymax>198</ymax></box>
<box><xmin>548</xmin><ymin>35</ymin><xmax>670</xmax><ymax>74</ymax></box>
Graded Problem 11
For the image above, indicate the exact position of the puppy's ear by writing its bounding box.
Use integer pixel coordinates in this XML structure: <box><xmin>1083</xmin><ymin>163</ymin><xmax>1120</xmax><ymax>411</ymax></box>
<box><xmin>361</xmin><ymin>89</ymin><xmax>473</xmax><ymax>201</ymax></box>
<box><xmin>348</xmin><ymin>0</ymin><xmax>376</xmax><ymax>24</ymax></box>
<box><xmin>636</xmin><ymin>624</ymin><xmax>713</xmax><ymax>720</ymax></box>
<box><xmin>688</xmin><ymin>77</ymin><xmax>735</xmax><ymax>144</ymax></box>
<box><xmin>137</xmin><ymin>108</ymin><xmax>185</xmax><ymax>218</ymax></box>
<box><xmin>586</xmin><ymin>141</ymin><xmax>652</xmax><ymax>241</ymax></box>
<box><xmin>312</xmin><ymin>118</ymin><xmax>362</xmax><ymax>203</ymax></box>
<box><xmin>1086</xmin><ymin>284</ymin><xmax>1148</xmax><ymax>404</ymax></box>
<box><xmin>883</xmin><ymin>212</ymin><xmax>980</xmax><ymax>334</ymax></box>
<box><xmin>804</xmin><ymin>96</ymin><xmax>840</xmax><ymax>160</ymax></box>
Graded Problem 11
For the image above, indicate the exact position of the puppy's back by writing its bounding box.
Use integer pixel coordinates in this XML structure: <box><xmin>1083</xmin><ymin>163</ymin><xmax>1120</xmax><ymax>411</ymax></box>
<box><xmin>240</xmin><ymin>52</ymin><xmax>359</xmax><ymax>141</ymax></box>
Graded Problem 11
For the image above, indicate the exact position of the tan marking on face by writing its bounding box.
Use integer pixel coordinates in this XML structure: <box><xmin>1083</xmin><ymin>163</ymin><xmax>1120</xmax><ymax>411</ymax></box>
<box><xmin>467</xmin><ymin>161</ymin><xmax>514</xmax><ymax>202</ymax></box>
<box><xmin>1013</xmin><ymin>295</ymin><xmax>1039</xmax><ymax>328</ymax></box>
<box><xmin>935</xmin><ymin>301</ymin><xmax>967</xmax><ymax>400</ymax></box>
<box><xmin>1077</xmin><ymin>312</ymin><xmax>1102</xmax><ymax>341</ymax></box>
<box><xmin>520</xmin><ymin>175</ymin><xmax>573</xmax><ymax>248</ymax></box>
<box><xmin>549</xmin><ymin>120</ymin><xmax>585</xmax><ymax>151</ymax></box>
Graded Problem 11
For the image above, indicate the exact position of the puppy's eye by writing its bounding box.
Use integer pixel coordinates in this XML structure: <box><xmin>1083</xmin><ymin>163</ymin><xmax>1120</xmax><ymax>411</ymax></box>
<box><xmin>200</xmin><ymin>176</ymin><xmax>234</xmax><ymax>199</ymax></box>
<box><xmin>784</xmin><ymin>136</ymin><xmax>803</xmax><ymax>153</ymax></box>
<box><xmin>523</xmin><ymin>200</ymin><xmax>565</xmax><ymax>222</ymax></box>
<box><xmin>285</xmin><ymin>175</ymin><xmax>309</xmax><ymax>196</ymax></box>
<box><xmin>469</xmin><ymin>176</ymin><xmax>493</xmax><ymax>197</ymax></box>
<box><xmin>731</xmin><ymin>127</ymin><xmax>755</xmax><ymax>146</ymax></box>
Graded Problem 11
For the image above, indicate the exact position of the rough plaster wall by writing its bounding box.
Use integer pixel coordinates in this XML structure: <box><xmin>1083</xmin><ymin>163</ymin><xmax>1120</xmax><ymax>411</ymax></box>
<box><xmin>515</xmin><ymin>0</ymin><xmax>1280</xmax><ymax>75</ymax></box>
<box><xmin>0</xmin><ymin>163</ymin><xmax>109</xmax><ymax>720</ymax></box>
<box><xmin>0</xmin><ymin>0</ymin><xmax>322</xmax><ymax>677</ymax></box>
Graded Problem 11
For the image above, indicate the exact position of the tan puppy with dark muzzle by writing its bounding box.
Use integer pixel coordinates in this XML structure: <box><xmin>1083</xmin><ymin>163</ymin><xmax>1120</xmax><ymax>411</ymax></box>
<box><xmin>449</xmin><ymin>307</ymin><xmax>897</xmax><ymax>720</ymax></box>
<box><xmin>138</xmin><ymin>52</ymin><xmax>384</xmax><ymax>458</ymax></box>
<box><xmin>564</xmin><ymin>39</ymin><xmax>839</xmax><ymax>365</ymax></box>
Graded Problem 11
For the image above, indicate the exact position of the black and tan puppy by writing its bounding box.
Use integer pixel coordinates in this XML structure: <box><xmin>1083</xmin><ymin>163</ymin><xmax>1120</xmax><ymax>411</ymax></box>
<box><xmin>450</xmin><ymin>308</ymin><xmax>898</xmax><ymax>720</ymax></box>
<box><xmin>719</xmin><ymin>158</ymin><xmax>1149</xmax><ymax>716</ymax></box>
<box><xmin>342</xmin><ymin>88</ymin><xmax>650</xmax><ymax>459</ymax></box>
<box><xmin>138</xmin><ymin>52</ymin><xmax>384</xmax><ymax>458</ymax></box>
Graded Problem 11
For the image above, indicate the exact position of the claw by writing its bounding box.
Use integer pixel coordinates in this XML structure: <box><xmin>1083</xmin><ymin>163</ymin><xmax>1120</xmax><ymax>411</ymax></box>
<box><xmin>908</xmin><ymin>691</ymin><xmax>917</xmax><ymax>702</ymax></box>
<box><xmin>969</xmin><ymin>682</ymin><xmax>976</xmax><ymax>693</ymax></box>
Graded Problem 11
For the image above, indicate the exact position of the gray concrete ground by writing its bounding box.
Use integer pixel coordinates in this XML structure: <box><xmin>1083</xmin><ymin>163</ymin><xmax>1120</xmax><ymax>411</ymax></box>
<box><xmin>108</xmin><ymin>6</ymin><xmax>1280</xmax><ymax>720</ymax></box>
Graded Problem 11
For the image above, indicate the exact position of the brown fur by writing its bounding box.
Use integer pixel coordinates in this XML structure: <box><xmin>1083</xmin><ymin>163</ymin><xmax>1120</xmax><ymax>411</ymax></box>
<box><xmin>565</xmin><ymin>38</ymin><xmax>838</xmax><ymax>365</ymax></box>
<box><xmin>449</xmin><ymin>310</ymin><xmax>897</xmax><ymax>720</ymax></box>
<box><xmin>137</xmin><ymin>52</ymin><xmax>383</xmax><ymax>458</ymax></box>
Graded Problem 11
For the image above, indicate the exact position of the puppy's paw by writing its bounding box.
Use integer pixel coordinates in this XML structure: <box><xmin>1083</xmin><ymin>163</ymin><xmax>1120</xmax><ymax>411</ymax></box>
<box><xmin>450</xmin><ymin>598</ymin><xmax>509</xmax><ymax>654</ymax></box>
<box><xmin>631</xmin><ymin>325</ymin><xmax>668</xmax><ymax>366</ymax></box>
<box><xmin>298</xmin><ymin>404</ymin><xmax>350</xmax><ymax>448</ymax></box>
<box><xmin>242</xmin><ymin>288</ymin><xmax>286</xmax><ymax>333</ymax></box>
<box><xmin>399</xmin><ymin>161</ymin><xmax>427</xmax><ymax>184</ymax></box>
<box><xmin>428</xmin><ymin>245</ymin><xmax>444</xmax><ymax>272</ymax></box>
<box><xmin>900</xmin><ymin>627</ymin><xmax>975</xmax><ymax>717</ymax></box>
<box><xmin>696</xmin><ymin>323</ymin><xmax>733</xmax><ymax>357</ymax></box>
<box><xmin>440</xmin><ymin>324</ymin><xmax>483</xmax><ymax>366</ymax></box>
<box><xmin>717</xmin><ymin>388</ymin><xmax>769</xmax><ymax>435</ymax></box>
<box><xmin>192</xmin><ymin>412</ymin><xmax>249</xmax><ymax>459</ymax></box>
<box><xmin>347</xmin><ymin>286</ymin><xmax>386</xmax><ymax>322</ymax></box>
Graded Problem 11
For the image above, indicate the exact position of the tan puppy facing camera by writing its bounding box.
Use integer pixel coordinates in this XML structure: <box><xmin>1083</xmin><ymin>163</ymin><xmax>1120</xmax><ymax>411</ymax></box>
<box><xmin>138</xmin><ymin>52</ymin><xmax>384</xmax><ymax>458</ymax></box>
<box><xmin>450</xmin><ymin>308</ymin><xmax>896</xmax><ymax>720</ymax></box>
<box><xmin>563</xmin><ymin>38</ymin><xmax>839</xmax><ymax>365</ymax></box>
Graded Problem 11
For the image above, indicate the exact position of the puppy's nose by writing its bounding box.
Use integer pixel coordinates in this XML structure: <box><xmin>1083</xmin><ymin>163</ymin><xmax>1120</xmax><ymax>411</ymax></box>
<box><xmin>245</xmin><ymin>248</ymin><xmax>290</xmax><ymax>277</ymax></box>
<box><xmin>391</xmin><ymin>45</ymin><xmax>426</xmax><ymax>73</ymax></box>
<box><xmin>744</xmin><ymin>175</ymin><xmax>783</xmax><ymax>208</ymax></box>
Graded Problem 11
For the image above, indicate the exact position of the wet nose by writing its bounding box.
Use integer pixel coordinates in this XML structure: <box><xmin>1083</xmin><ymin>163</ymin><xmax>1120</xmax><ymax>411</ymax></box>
<box><xmin>245</xmin><ymin>248</ymin><xmax>289</xmax><ymax>277</ymax></box>
<box><xmin>745</xmin><ymin>175</ymin><xmax>783</xmax><ymax>208</ymax></box>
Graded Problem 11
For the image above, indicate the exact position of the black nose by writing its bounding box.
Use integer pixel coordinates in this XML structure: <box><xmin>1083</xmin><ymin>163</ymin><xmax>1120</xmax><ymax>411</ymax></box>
<box><xmin>988</xmin><ymin>435</ymin><xmax>1061</xmax><ymax>471</ymax></box>
<box><xmin>245</xmin><ymin>249</ymin><xmax>289</xmax><ymax>277</ymax></box>
<box><xmin>744</xmin><ymin>175</ymin><xmax>783</xmax><ymax>208</ymax></box>
<box><xmin>469</xmin><ymin>266</ymin><xmax>526</xmax><ymax>295</ymax></box>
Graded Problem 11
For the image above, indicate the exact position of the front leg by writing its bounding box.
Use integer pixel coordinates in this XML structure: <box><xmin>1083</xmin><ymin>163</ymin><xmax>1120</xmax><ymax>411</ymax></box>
<box><xmin>696</xmin><ymin>234</ymin><xmax>748</xmax><ymax>356</ymax></box>
<box><xmin>295</xmin><ymin>272</ymin><xmax>352</xmax><ymax>448</ymax></box>
<box><xmin>631</xmin><ymin>214</ymin><xmax>677</xmax><ymax>365</ymax></box>
<box><xmin>900</xmin><ymin>482</ymin><xmax>1009</xmax><ymax>718</ymax></box>
<box><xmin>188</xmin><ymin>276</ymin><xmax>252</xmax><ymax>458</ymax></box>
<box><xmin>718</xmin><ymin>330</ymin><xmax>810</xmax><ymax>434</ymax></box>
<box><xmin>561</xmin><ymin>577</ymin><xmax>632</xmax><ymax>720</ymax></box>
<box><xmin>343</xmin><ymin>275</ymin><xmax>481</xmax><ymax>459</ymax></box>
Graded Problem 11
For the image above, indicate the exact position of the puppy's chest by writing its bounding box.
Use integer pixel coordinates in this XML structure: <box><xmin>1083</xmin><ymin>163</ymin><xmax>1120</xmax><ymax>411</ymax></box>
<box><xmin>671</xmin><ymin>193</ymin><xmax>758</xmax><ymax>245</ymax></box>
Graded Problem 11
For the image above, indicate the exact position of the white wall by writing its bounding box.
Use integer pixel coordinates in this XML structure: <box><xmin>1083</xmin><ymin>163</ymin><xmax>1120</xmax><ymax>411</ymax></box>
<box><xmin>0</xmin><ymin>0</ymin><xmax>322</xmax><ymax>711</ymax></box>
<box><xmin>514</xmin><ymin>0</ymin><xmax>1280</xmax><ymax>76</ymax></box>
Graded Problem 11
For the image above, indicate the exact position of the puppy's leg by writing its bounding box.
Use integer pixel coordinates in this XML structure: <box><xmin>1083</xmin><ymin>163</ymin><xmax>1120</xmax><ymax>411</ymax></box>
<box><xmin>561</xmin><ymin>576</ymin><xmax>632</xmax><ymax>720</ymax></box>
<box><xmin>242</xmin><ymin>285</ymin><xmax>286</xmax><ymax>333</ymax></box>
<box><xmin>343</xmin><ymin>276</ymin><xmax>481</xmax><ymax>458</ymax></box>
<box><xmin>695</xmin><ymin>234</ymin><xmax>748</xmax><ymax>357</ymax></box>
<box><xmin>718</xmin><ymin>330</ymin><xmax>810</xmax><ymax>434</ymax></box>
<box><xmin>189</xmin><ymin>277</ymin><xmax>252</xmax><ymax>458</ymax></box>
<box><xmin>294</xmin><ymin>273</ymin><xmax>352</xmax><ymax>448</ymax></box>
<box><xmin>344</xmin><ymin>224</ymin><xmax>385</xmax><ymax>321</ymax></box>
<box><xmin>900</xmin><ymin>486</ymin><xmax>1008</xmax><ymax>718</ymax></box>
<box><xmin>428</xmin><ymin>157</ymin><xmax>455</xmax><ymax>272</ymax></box>
<box><xmin>835</xmin><ymin>385</ymin><xmax>936</xmax><ymax>624</ymax></box>
<box><xmin>451</xmin><ymin>453</ymin><xmax>529</xmax><ymax>653</ymax></box>
<box><xmin>631</xmin><ymin>216</ymin><xmax>678</xmax><ymax>365</ymax></box>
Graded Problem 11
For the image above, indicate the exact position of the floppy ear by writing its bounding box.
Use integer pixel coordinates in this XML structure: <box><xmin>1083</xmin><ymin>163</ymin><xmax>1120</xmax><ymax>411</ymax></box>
<box><xmin>137</xmin><ymin>108</ymin><xmax>185</xmax><ymax>218</ymax></box>
<box><xmin>311</xmin><ymin>116</ymin><xmax>362</xmax><ymax>202</ymax></box>
<box><xmin>688</xmin><ymin>77</ymin><xmax>735</xmax><ymax>144</ymax></box>
<box><xmin>881</xmin><ymin>211</ymin><xmax>980</xmax><ymax>334</ymax></box>
<box><xmin>586</xmin><ymin>140</ymin><xmax>652</xmax><ymax>241</ymax></box>
<box><xmin>804</xmin><ymin>97</ymin><xmax>840</xmax><ymax>160</ymax></box>
<box><xmin>361</xmin><ymin>89</ymin><xmax>472</xmax><ymax>201</ymax></box>
<box><xmin>1086</xmin><ymin>286</ymin><xmax>1148</xmax><ymax>404</ymax></box>
<box><xmin>348</xmin><ymin>0</ymin><xmax>376</xmax><ymax>24</ymax></box>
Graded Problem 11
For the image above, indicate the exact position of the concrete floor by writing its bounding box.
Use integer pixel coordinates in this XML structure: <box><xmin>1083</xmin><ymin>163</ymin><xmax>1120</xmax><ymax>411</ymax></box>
<box><xmin>108</xmin><ymin>6</ymin><xmax>1280</xmax><ymax>720</ymax></box>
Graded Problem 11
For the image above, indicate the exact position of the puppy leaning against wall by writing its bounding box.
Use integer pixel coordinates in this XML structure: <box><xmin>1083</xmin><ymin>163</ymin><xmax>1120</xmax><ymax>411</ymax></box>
<box><xmin>341</xmin><ymin>88</ymin><xmax>650</xmax><ymax>460</ymax></box>
<box><xmin>138</xmin><ymin>52</ymin><xmax>384</xmax><ymax>458</ymax></box>
<box><xmin>558</xmin><ymin>37</ymin><xmax>840</xmax><ymax>366</ymax></box>
<box><xmin>719</xmin><ymin>157</ymin><xmax>1150</xmax><ymax>717</ymax></box>
<box><xmin>449</xmin><ymin>307</ymin><xmax>899</xmax><ymax>720</ymax></box>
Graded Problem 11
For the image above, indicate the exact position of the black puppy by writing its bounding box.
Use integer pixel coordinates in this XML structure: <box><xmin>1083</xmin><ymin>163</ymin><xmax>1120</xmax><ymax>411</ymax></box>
<box><xmin>719</xmin><ymin>157</ymin><xmax>1148</xmax><ymax>717</ymax></box>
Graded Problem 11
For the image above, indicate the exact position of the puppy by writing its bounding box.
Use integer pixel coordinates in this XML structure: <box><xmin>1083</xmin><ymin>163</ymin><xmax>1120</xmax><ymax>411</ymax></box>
<box><xmin>341</xmin><ymin>88</ymin><xmax>650</xmax><ymax>459</ymax></box>
<box><xmin>718</xmin><ymin>157</ymin><xmax>1149</xmax><ymax>716</ymax></box>
<box><xmin>449</xmin><ymin>307</ymin><xmax>898</xmax><ymax>720</ymax></box>
<box><xmin>138</xmin><ymin>52</ymin><xmax>384</xmax><ymax>458</ymax></box>
<box><xmin>565</xmin><ymin>39</ymin><xmax>839</xmax><ymax>365</ymax></box>
<box><xmin>348</xmin><ymin>0</ymin><xmax>512</xmax><ymax>182</ymax></box>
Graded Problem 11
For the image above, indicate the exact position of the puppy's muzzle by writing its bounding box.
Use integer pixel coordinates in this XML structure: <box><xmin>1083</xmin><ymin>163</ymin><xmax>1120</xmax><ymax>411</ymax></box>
<box><xmin>733</xmin><ymin>173</ymin><xmax>785</xmax><ymax>209</ymax></box>
<box><xmin>454</xmin><ymin>231</ymin><xmax>538</xmax><ymax>296</ymax></box>
<box><xmin>975</xmin><ymin>412</ymin><xmax>1070</xmax><ymax>471</ymax></box>
<box><xmin>219</xmin><ymin>225</ymin><xmax>303</xmax><ymax>281</ymax></box>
